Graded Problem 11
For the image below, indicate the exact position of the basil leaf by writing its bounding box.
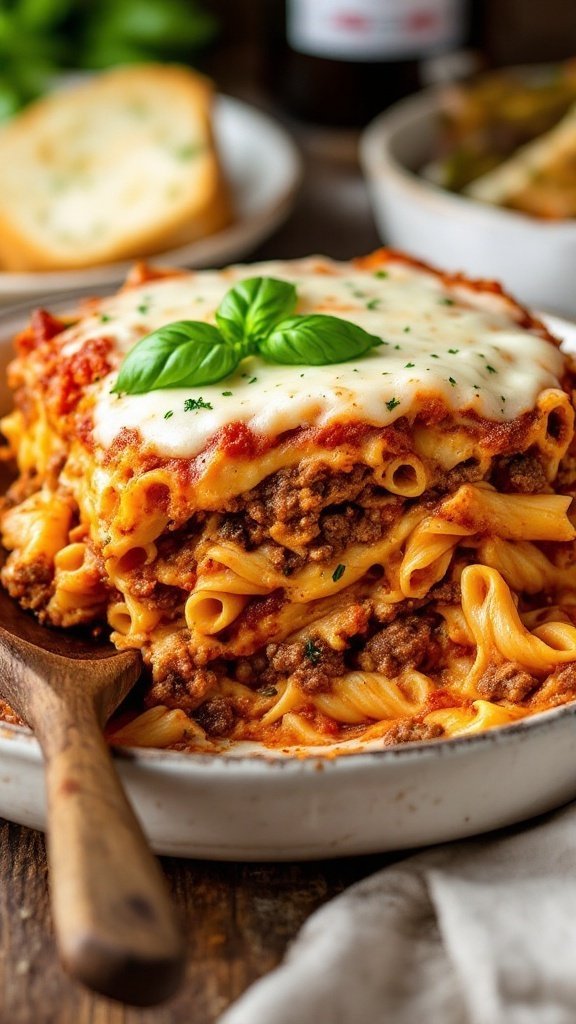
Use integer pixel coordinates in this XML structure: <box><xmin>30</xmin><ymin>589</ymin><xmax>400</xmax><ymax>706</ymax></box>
<box><xmin>112</xmin><ymin>321</ymin><xmax>238</xmax><ymax>394</ymax></box>
<box><xmin>260</xmin><ymin>315</ymin><xmax>382</xmax><ymax>366</ymax></box>
<box><xmin>216</xmin><ymin>276</ymin><xmax>297</xmax><ymax>349</ymax></box>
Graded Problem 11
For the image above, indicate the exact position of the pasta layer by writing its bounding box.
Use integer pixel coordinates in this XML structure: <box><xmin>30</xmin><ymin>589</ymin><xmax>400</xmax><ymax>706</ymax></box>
<box><xmin>2</xmin><ymin>251</ymin><xmax>576</xmax><ymax>753</ymax></box>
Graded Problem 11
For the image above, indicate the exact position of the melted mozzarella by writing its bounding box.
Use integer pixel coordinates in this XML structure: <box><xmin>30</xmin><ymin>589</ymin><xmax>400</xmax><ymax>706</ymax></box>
<box><xmin>65</xmin><ymin>256</ymin><xmax>565</xmax><ymax>459</ymax></box>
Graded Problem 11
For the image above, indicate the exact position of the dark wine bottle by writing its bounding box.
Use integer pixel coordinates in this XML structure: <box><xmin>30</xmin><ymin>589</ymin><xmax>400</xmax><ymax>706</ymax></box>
<box><xmin>269</xmin><ymin>0</ymin><xmax>467</xmax><ymax>126</ymax></box>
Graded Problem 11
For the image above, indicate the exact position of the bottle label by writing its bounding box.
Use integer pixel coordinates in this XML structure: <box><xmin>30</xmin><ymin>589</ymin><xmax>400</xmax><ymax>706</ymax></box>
<box><xmin>287</xmin><ymin>0</ymin><xmax>464</xmax><ymax>62</ymax></box>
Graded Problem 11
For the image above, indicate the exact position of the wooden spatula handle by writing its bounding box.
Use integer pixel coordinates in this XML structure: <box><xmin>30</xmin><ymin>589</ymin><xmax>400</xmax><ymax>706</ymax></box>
<box><xmin>40</xmin><ymin>698</ymin><xmax>185</xmax><ymax>1006</ymax></box>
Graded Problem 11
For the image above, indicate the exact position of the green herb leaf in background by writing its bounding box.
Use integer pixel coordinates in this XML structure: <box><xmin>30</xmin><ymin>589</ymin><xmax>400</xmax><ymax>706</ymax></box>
<box><xmin>0</xmin><ymin>0</ymin><xmax>217</xmax><ymax>120</ymax></box>
<box><xmin>17</xmin><ymin>0</ymin><xmax>75</xmax><ymax>31</ymax></box>
<box><xmin>215</xmin><ymin>276</ymin><xmax>297</xmax><ymax>350</ymax></box>
<box><xmin>260</xmin><ymin>315</ymin><xmax>382</xmax><ymax>366</ymax></box>
<box><xmin>112</xmin><ymin>322</ymin><xmax>238</xmax><ymax>394</ymax></box>
<box><xmin>81</xmin><ymin>0</ymin><xmax>217</xmax><ymax>69</ymax></box>
<box><xmin>0</xmin><ymin>78</ymin><xmax>25</xmax><ymax>120</ymax></box>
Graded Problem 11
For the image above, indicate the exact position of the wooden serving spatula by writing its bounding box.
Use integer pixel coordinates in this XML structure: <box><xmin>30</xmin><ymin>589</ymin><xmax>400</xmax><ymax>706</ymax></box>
<box><xmin>0</xmin><ymin>585</ymin><xmax>185</xmax><ymax>1006</ymax></box>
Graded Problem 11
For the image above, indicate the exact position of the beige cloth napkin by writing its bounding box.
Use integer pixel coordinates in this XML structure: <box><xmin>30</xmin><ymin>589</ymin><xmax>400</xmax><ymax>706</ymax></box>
<box><xmin>220</xmin><ymin>802</ymin><xmax>576</xmax><ymax>1024</ymax></box>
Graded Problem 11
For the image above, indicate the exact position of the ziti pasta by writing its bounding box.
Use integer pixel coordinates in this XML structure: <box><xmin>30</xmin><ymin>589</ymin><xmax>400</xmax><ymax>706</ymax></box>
<box><xmin>2</xmin><ymin>250</ymin><xmax>576</xmax><ymax>753</ymax></box>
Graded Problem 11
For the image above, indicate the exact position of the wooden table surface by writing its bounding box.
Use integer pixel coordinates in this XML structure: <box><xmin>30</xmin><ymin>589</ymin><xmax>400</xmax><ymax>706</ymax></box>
<box><xmin>0</xmin><ymin>121</ymin><xmax>398</xmax><ymax>1024</ymax></box>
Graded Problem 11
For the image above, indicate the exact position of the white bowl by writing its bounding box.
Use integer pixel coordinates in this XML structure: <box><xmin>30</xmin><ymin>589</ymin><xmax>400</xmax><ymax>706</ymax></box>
<box><xmin>360</xmin><ymin>89</ymin><xmax>576</xmax><ymax>316</ymax></box>
<box><xmin>1</xmin><ymin>302</ymin><xmax>576</xmax><ymax>860</ymax></box>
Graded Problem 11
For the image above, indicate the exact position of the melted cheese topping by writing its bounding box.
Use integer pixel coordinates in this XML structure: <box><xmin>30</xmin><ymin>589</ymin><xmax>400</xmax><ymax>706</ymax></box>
<box><xmin>65</xmin><ymin>257</ymin><xmax>565</xmax><ymax>459</ymax></box>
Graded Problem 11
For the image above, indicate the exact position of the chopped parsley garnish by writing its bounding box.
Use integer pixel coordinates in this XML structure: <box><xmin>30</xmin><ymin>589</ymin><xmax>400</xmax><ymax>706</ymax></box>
<box><xmin>500</xmin><ymin>395</ymin><xmax>506</xmax><ymax>403</ymax></box>
<box><xmin>394</xmin><ymin>344</ymin><xmax>401</xmax><ymax>350</ymax></box>
<box><xmin>403</xmin><ymin>326</ymin><xmax>411</xmax><ymax>333</ymax></box>
<box><xmin>486</xmin><ymin>365</ymin><xmax>497</xmax><ymax>374</ymax></box>
<box><xmin>164</xmin><ymin>410</ymin><xmax>173</xmax><ymax>419</ymax></box>
<box><xmin>440</xmin><ymin>297</ymin><xmax>455</xmax><ymax>306</ymax></box>
<box><xmin>222</xmin><ymin>391</ymin><xmax>233</xmax><ymax>396</ymax></box>
<box><xmin>386</xmin><ymin>397</ymin><xmax>401</xmax><ymax>411</ymax></box>
<box><xmin>405</xmin><ymin>362</ymin><xmax>415</xmax><ymax>368</ymax></box>
<box><xmin>137</xmin><ymin>301</ymin><xmax>150</xmax><ymax>315</ymax></box>
<box><xmin>100</xmin><ymin>313</ymin><xmax>112</xmax><ymax>323</ymax></box>
<box><xmin>248</xmin><ymin>376</ymin><xmax>257</xmax><ymax>384</ymax></box>
<box><xmin>183</xmin><ymin>397</ymin><xmax>213</xmax><ymax>412</ymax></box>
<box><xmin>304</xmin><ymin>639</ymin><xmax>322</xmax><ymax>665</ymax></box>
<box><xmin>366</xmin><ymin>298</ymin><xmax>381</xmax><ymax>310</ymax></box>
<box><xmin>374</xmin><ymin>270</ymin><xmax>388</xmax><ymax>279</ymax></box>
<box><xmin>447</xmin><ymin>348</ymin><xmax>459</xmax><ymax>354</ymax></box>
<box><xmin>473</xmin><ymin>384</ymin><xmax>481</xmax><ymax>390</ymax></box>
<box><xmin>431</xmin><ymin>353</ymin><xmax>439</xmax><ymax>359</ymax></box>
<box><xmin>332</xmin><ymin>564</ymin><xmax>346</xmax><ymax>583</ymax></box>
<box><xmin>448</xmin><ymin>377</ymin><xmax>457</xmax><ymax>387</ymax></box>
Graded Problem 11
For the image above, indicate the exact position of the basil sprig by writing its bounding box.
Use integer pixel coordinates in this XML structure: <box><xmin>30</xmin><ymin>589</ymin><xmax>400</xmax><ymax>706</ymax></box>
<box><xmin>113</xmin><ymin>276</ymin><xmax>381</xmax><ymax>394</ymax></box>
<box><xmin>260</xmin><ymin>315</ymin><xmax>381</xmax><ymax>365</ymax></box>
<box><xmin>113</xmin><ymin>322</ymin><xmax>237</xmax><ymax>392</ymax></box>
<box><xmin>215</xmin><ymin>276</ymin><xmax>297</xmax><ymax>347</ymax></box>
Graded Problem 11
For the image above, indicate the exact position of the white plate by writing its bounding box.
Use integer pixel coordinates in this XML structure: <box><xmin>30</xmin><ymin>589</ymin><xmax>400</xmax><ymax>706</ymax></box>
<box><xmin>0</xmin><ymin>310</ymin><xmax>575</xmax><ymax>861</ymax></box>
<box><xmin>0</xmin><ymin>96</ymin><xmax>303</xmax><ymax>302</ymax></box>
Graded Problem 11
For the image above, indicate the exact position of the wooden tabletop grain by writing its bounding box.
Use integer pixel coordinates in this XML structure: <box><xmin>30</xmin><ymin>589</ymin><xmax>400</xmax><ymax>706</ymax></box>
<box><xmin>0</xmin><ymin>118</ymin><xmax>393</xmax><ymax>1024</ymax></box>
<box><xmin>0</xmin><ymin>818</ymin><xmax>403</xmax><ymax>1024</ymax></box>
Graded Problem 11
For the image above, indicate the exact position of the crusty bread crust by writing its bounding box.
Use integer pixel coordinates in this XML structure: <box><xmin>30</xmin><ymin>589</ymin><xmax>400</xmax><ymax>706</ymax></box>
<box><xmin>0</xmin><ymin>64</ymin><xmax>233</xmax><ymax>271</ymax></box>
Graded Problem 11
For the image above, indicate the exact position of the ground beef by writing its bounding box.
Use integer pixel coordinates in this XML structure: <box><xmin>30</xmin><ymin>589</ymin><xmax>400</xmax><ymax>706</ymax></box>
<box><xmin>230</xmin><ymin>599</ymin><xmax>373</xmax><ymax>691</ymax></box>
<box><xmin>318</xmin><ymin>507</ymin><xmax>359</xmax><ymax>549</ymax></box>
<box><xmin>319</xmin><ymin>501</ymin><xmax>399</xmax><ymax>549</ymax></box>
<box><xmin>358</xmin><ymin>613</ymin><xmax>439</xmax><ymax>676</ymax></box>
<box><xmin>194</xmin><ymin>696</ymin><xmax>235</xmax><ymax>736</ymax></box>
<box><xmin>228</xmin><ymin>588</ymin><xmax>460</xmax><ymax>695</ymax></box>
<box><xmin>548</xmin><ymin>663</ymin><xmax>576</xmax><ymax>695</ymax></box>
<box><xmin>234</xmin><ymin>653</ymin><xmax>270</xmax><ymax>686</ymax></box>
<box><xmin>217</xmin><ymin>447</ymin><xmax>491</xmax><ymax>570</ymax></box>
<box><xmin>219</xmin><ymin>492</ymin><xmax>403</xmax><ymax>572</ymax></box>
<box><xmin>126</xmin><ymin>578</ymin><xmax>186</xmax><ymax>611</ymax></box>
<box><xmin>227</xmin><ymin>463</ymin><xmax>376</xmax><ymax>550</ymax></box>
<box><xmin>428</xmin><ymin>580</ymin><xmax>462</xmax><ymax>605</ymax></box>
<box><xmin>476</xmin><ymin>661</ymin><xmax>537</xmax><ymax>702</ymax></box>
<box><xmin>268</xmin><ymin>547</ymin><xmax>307</xmax><ymax>576</ymax></box>
<box><xmin>246</xmin><ymin>462</ymin><xmax>370</xmax><ymax>523</ymax></box>
<box><xmin>147</xmin><ymin>661</ymin><xmax>218</xmax><ymax>712</ymax></box>
<box><xmin>530</xmin><ymin>662</ymin><xmax>576</xmax><ymax>707</ymax></box>
<box><xmin>557</xmin><ymin>450</ymin><xmax>576</xmax><ymax>490</ymax></box>
<box><xmin>1</xmin><ymin>557</ymin><xmax>53</xmax><ymax>614</ymax></box>
<box><xmin>383</xmin><ymin>719</ymin><xmax>444</xmax><ymax>745</ymax></box>
<box><xmin>267</xmin><ymin>637</ymin><xmax>347</xmax><ymax>694</ymax></box>
<box><xmin>218</xmin><ymin>514</ymin><xmax>260</xmax><ymax>548</ymax></box>
<box><xmin>435</xmin><ymin>457</ymin><xmax>490</xmax><ymax>492</ymax></box>
<box><xmin>366</xmin><ymin>583</ymin><xmax>462</xmax><ymax>633</ymax></box>
<box><xmin>490</xmin><ymin>453</ymin><xmax>549</xmax><ymax>494</ymax></box>
<box><xmin>142</xmin><ymin>525</ymin><xmax>204</xmax><ymax>587</ymax></box>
